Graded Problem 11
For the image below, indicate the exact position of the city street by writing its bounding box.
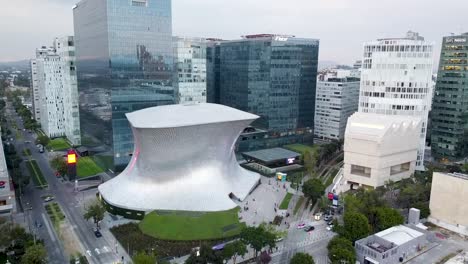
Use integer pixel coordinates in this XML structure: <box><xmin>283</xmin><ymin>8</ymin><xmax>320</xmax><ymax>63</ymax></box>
<box><xmin>6</xmin><ymin>102</ymin><xmax>128</xmax><ymax>264</ymax></box>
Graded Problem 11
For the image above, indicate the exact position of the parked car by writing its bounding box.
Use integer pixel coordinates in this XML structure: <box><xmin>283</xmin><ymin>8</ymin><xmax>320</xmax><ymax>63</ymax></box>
<box><xmin>93</xmin><ymin>228</ymin><xmax>102</xmax><ymax>238</ymax></box>
<box><xmin>44</xmin><ymin>196</ymin><xmax>54</xmax><ymax>202</ymax></box>
<box><xmin>327</xmin><ymin>225</ymin><xmax>334</xmax><ymax>231</ymax></box>
<box><xmin>304</xmin><ymin>226</ymin><xmax>315</xmax><ymax>232</ymax></box>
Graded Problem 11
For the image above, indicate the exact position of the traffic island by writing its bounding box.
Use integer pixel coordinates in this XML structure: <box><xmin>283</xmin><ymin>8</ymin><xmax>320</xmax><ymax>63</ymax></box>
<box><xmin>26</xmin><ymin>159</ymin><xmax>48</xmax><ymax>188</ymax></box>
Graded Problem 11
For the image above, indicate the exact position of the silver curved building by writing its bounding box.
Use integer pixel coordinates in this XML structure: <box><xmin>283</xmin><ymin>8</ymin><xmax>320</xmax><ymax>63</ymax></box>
<box><xmin>98</xmin><ymin>103</ymin><xmax>261</xmax><ymax>215</ymax></box>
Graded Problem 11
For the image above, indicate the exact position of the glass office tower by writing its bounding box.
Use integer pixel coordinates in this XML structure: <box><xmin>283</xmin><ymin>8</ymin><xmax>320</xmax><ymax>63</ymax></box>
<box><xmin>431</xmin><ymin>33</ymin><xmax>468</xmax><ymax>161</ymax></box>
<box><xmin>73</xmin><ymin>0</ymin><xmax>174</xmax><ymax>171</ymax></box>
<box><xmin>216</xmin><ymin>34</ymin><xmax>319</xmax><ymax>150</ymax></box>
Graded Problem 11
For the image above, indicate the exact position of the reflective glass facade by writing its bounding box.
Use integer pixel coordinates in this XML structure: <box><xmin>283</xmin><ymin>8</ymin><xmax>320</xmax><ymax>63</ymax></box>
<box><xmin>215</xmin><ymin>35</ymin><xmax>319</xmax><ymax>150</ymax></box>
<box><xmin>73</xmin><ymin>0</ymin><xmax>174</xmax><ymax>170</ymax></box>
<box><xmin>219</xmin><ymin>36</ymin><xmax>319</xmax><ymax>130</ymax></box>
<box><xmin>431</xmin><ymin>33</ymin><xmax>468</xmax><ymax>160</ymax></box>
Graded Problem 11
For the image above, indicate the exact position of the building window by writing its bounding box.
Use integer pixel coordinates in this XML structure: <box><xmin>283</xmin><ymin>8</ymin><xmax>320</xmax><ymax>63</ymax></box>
<box><xmin>351</xmin><ymin>165</ymin><xmax>371</xmax><ymax>177</ymax></box>
<box><xmin>390</xmin><ymin>162</ymin><xmax>411</xmax><ymax>175</ymax></box>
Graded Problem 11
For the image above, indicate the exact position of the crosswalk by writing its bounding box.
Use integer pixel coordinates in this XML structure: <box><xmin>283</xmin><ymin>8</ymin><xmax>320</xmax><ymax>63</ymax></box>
<box><xmin>296</xmin><ymin>229</ymin><xmax>335</xmax><ymax>247</ymax></box>
<box><xmin>86</xmin><ymin>246</ymin><xmax>112</xmax><ymax>257</ymax></box>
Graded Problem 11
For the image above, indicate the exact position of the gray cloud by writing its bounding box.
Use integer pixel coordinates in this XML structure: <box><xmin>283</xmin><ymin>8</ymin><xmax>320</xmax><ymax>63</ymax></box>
<box><xmin>1</xmin><ymin>0</ymin><xmax>467</xmax><ymax>64</ymax></box>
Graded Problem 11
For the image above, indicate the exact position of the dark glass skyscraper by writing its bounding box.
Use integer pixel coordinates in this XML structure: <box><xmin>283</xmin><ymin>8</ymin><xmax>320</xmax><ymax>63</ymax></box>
<box><xmin>212</xmin><ymin>35</ymin><xmax>319</xmax><ymax>150</ymax></box>
<box><xmin>431</xmin><ymin>33</ymin><xmax>468</xmax><ymax>161</ymax></box>
<box><xmin>73</xmin><ymin>0</ymin><xmax>174</xmax><ymax>170</ymax></box>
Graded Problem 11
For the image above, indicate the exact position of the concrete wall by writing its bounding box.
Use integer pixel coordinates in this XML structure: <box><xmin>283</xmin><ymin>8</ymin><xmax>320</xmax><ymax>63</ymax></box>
<box><xmin>429</xmin><ymin>172</ymin><xmax>468</xmax><ymax>235</ymax></box>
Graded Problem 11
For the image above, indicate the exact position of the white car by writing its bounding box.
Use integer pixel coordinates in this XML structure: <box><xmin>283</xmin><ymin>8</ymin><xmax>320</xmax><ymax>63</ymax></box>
<box><xmin>44</xmin><ymin>196</ymin><xmax>54</xmax><ymax>202</ymax></box>
<box><xmin>327</xmin><ymin>225</ymin><xmax>334</xmax><ymax>231</ymax></box>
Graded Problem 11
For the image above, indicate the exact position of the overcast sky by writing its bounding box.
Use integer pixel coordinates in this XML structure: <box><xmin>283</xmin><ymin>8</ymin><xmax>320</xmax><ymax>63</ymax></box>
<box><xmin>1</xmin><ymin>0</ymin><xmax>467</xmax><ymax>64</ymax></box>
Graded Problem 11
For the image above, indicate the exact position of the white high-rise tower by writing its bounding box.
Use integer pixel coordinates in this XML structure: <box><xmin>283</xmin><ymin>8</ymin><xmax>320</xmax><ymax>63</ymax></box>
<box><xmin>359</xmin><ymin>31</ymin><xmax>434</xmax><ymax>170</ymax></box>
<box><xmin>32</xmin><ymin>36</ymin><xmax>81</xmax><ymax>145</ymax></box>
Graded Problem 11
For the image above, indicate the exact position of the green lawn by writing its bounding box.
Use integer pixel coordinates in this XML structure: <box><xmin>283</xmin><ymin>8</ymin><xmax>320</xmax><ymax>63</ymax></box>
<box><xmin>47</xmin><ymin>138</ymin><xmax>71</xmax><ymax>151</ymax></box>
<box><xmin>294</xmin><ymin>196</ymin><xmax>305</xmax><ymax>215</ymax></box>
<box><xmin>23</xmin><ymin>148</ymin><xmax>31</xmax><ymax>157</ymax></box>
<box><xmin>26</xmin><ymin>160</ymin><xmax>48</xmax><ymax>188</ymax></box>
<box><xmin>77</xmin><ymin>156</ymin><xmax>104</xmax><ymax>178</ymax></box>
<box><xmin>139</xmin><ymin>207</ymin><xmax>245</xmax><ymax>241</ymax></box>
<box><xmin>283</xmin><ymin>144</ymin><xmax>320</xmax><ymax>157</ymax></box>
<box><xmin>279</xmin><ymin>192</ymin><xmax>293</xmax><ymax>210</ymax></box>
<box><xmin>91</xmin><ymin>155</ymin><xmax>113</xmax><ymax>171</ymax></box>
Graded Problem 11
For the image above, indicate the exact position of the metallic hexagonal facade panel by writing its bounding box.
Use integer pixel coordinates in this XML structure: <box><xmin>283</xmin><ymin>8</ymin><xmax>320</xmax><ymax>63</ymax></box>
<box><xmin>98</xmin><ymin>103</ymin><xmax>261</xmax><ymax>212</ymax></box>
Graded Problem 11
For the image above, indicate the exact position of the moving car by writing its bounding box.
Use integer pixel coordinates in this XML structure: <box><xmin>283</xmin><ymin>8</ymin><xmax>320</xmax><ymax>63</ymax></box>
<box><xmin>44</xmin><ymin>196</ymin><xmax>54</xmax><ymax>202</ymax></box>
<box><xmin>93</xmin><ymin>229</ymin><xmax>102</xmax><ymax>238</ymax></box>
<box><xmin>296</xmin><ymin>223</ymin><xmax>306</xmax><ymax>229</ymax></box>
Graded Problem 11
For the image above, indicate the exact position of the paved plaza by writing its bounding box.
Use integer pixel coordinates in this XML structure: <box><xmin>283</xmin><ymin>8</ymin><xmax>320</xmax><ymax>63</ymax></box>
<box><xmin>237</xmin><ymin>176</ymin><xmax>298</xmax><ymax>227</ymax></box>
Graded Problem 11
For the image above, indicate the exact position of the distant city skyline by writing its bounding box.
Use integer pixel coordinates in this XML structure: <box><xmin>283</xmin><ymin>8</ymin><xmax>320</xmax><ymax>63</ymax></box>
<box><xmin>1</xmin><ymin>0</ymin><xmax>467</xmax><ymax>64</ymax></box>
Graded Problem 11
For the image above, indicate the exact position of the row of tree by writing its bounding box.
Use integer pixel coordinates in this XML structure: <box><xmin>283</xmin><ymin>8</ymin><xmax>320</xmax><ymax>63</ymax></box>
<box><xmin>0</xmin><ymin>217</ymin><xmax>47</xmax><ymax>264</ymax></box>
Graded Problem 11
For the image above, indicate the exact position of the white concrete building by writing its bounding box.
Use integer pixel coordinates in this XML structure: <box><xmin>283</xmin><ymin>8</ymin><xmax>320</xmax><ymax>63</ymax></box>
<box><xmin>343</xmin><ymin>112</ymin><xmax>421</xmax><ymax>188</ymax></box>
<box><xmin>359</xmin><ymin>31</ymin><xmax>434</xmax><ymax>170</ymax></box>
<box><xmin>33</xmin><ymin>37</ymin><xmax>81</xmax><ymax>145</ymax></box>
<box><xmin>173</xmin><ymin>37</ymin><xmax>207</xmax><ymax>104</ymax></box>
<box><xmin>30</xmin><ymin>59</ymin><xmax>41</xmax><ymax>121</ymax></box>
<box><xmin>429</xmin><ymin>172</ymin><xmax>468</xmax><ymax>236</ymax></box>
<box><xmin>314</xmin><ymin>77</ymin><xmax>360</xmax><ymax>141</ymax></box>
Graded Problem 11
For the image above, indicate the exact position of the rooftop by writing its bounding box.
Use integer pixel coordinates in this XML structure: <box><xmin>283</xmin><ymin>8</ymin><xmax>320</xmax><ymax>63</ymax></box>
<box><xmin>446</xmin><ymin>172</ymin><xmax>468</xmax><ymax>181</ymax></box>
<box><xmin>242</xmin><ymin>147</ymin><xmax>300</xmax><ymax>163</ymax></box>
<box><xmin>126</xmin><ymin>103</ymin><xmax>259</xmax><ymax>128</ymax></box>
<box><xmin>375</xmin><ymin>225</ymin><xmax>424</xmax><ymax>246</ymax></box>
<box><xmin>345</xmin><ymin>113</ymin><xmax>421</xmax><ymax>142</ymax></box>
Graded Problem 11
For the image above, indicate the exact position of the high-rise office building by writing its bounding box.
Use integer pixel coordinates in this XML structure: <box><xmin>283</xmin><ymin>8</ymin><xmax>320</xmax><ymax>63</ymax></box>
<box><xmin>206</xmin><ymin>39</ymin><xmax>222</xmax><ymax>104</ymax></box>
<box><xmin>431</xmin><ymin>33</ymin><xmax>468</xmax><ymax>160</ymax></box>
<box><xmin>32</xmin><ymin>37</ymin><xmax>81</xmax><ymax>146</ymax></box>
<box><xmin>73</xmin><ymin>0</ymin><xmax>174</xmax><ymax>170</ymax></box>
<box><xmin>212</xmin><ymin>34</ymin><xmax>319</xmax><ymax>150</ymax></box>
<box><xmin>359</xmin><ymin>31</ymin><xmax>434</xmax><ymax>170</ymax></box>
<box><xmin>315</xmin><ymin>77</ymin><xmax>360</xmax><ymax>141</ymax></box>
<box><xmin>173</xmin><ymin>37</ymin><xmax>207</xmax><ymax>104</ymax></box>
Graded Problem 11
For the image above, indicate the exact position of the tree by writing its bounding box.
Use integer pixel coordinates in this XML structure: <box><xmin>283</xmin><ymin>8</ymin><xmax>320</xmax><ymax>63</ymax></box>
<box><xmin>185</xmin><ymin>244</ymin><xmax>223</xmax><ymax>264</ymax></box>
<box><xmin>83</xmin><ymin>201</ymin><xmax>106</xmax><ymax>228</ymax></box>
<box><xmin>50</xmin><ymin>155</ymin><xmax>67</xmax><ymax>176</ymax></box>
<box><xmin>290</xmin><ymin>252</ymin><xmax>315</xmax><ymax>264</ymax></box>
<box><xmin>375</xmin><ymin>207</ymin><xmax>404</xmax><ymax>232</ymax></box>
<box><xmin>240</xmin><ymin>225</ymin><xmax>276</xmax><ymax>257</ymax></box>
<box><xmin>327</xmin><ymin>236</ymin><xmax>354</xmax><ymax>253</ymax></box>
<box><xmin>342</xmin><ymin>212</ymin><xmax>370</xmax><ymax>242</ymax></box>
<box><xmin>302</xmin><ymin>178</ymin><xmax>325</xmax><ymax>203</ymax></box>
<box><xmin>259</xmin><ymin>251</ymin><xmax>271</xmax><ymax>264</ymax></box>
<box><xmin>36</xmin><ymin>135</ymin><xmax>50</xmax><ymax>146</ymax></box>
<box><xmin>222</xmin><ymin>240</ymin><xmax>247</xmax><ymax>264</ymax></box>
<box><xmin>21</xmin><ymin>244</ymin><xmax>47</xmax><ymax>264</ymax></box>
<box><xmin>329</xmin><ymin>247</ymin><xmax>356</xmax><ymax>264</ymax></box>
<box><xmin>132</xmin><ymin>251</ymin><xmax>157</xmax><ymax>264</ymax></box>
<box><xmin>303</xmin><ymin>150</ymin><xmax>318</xmax><ymax>176</ymax></box>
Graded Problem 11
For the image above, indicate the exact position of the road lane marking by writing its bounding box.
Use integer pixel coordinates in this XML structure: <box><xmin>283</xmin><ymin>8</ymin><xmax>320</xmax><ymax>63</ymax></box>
<box><xmin>41</xmin><ymin>213</ymin><xmax>56</xmax><ymax>242</ymax></box>
<box><xmin>95</xmin><ymin>248</ymin><xmax>101</xmax><ymax>255</ymax></box>
<box><xmin>86</xmin><ymin>250</ymin><xmax>92</xmax><ymax>257</ymax></box>
<box><xmin>103</xmin><ymin>246</ymin><xmax>110</xmax><ymax>253</ymax></box>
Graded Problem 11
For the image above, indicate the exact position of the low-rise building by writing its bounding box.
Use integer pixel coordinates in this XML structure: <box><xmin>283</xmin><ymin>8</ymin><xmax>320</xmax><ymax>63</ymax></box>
<box><xmin>355</xmin><ymin>225</ymin><xmax>431</xmax><ymax>264</ymax></box>
<box><xmin>0</xmin><ymin>139</ymin><xmax>16</xmax><ymax>216</ymax></box>
<box><xmin>429</xmin><ymin>172</ymin><xmax>468</xmax><ymax>236</ymax></box>
<box><xmin>343</xmin><ymin>112</ymin><xmax>421</xmax><ymax>188</ymax></box>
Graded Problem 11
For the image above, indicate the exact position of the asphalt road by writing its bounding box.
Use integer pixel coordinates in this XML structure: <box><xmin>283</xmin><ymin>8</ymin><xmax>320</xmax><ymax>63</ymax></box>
<box><xmin>7</xmin><ymin>103</ymin><xmax>124</xmax><ymax>264</ymax></box>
